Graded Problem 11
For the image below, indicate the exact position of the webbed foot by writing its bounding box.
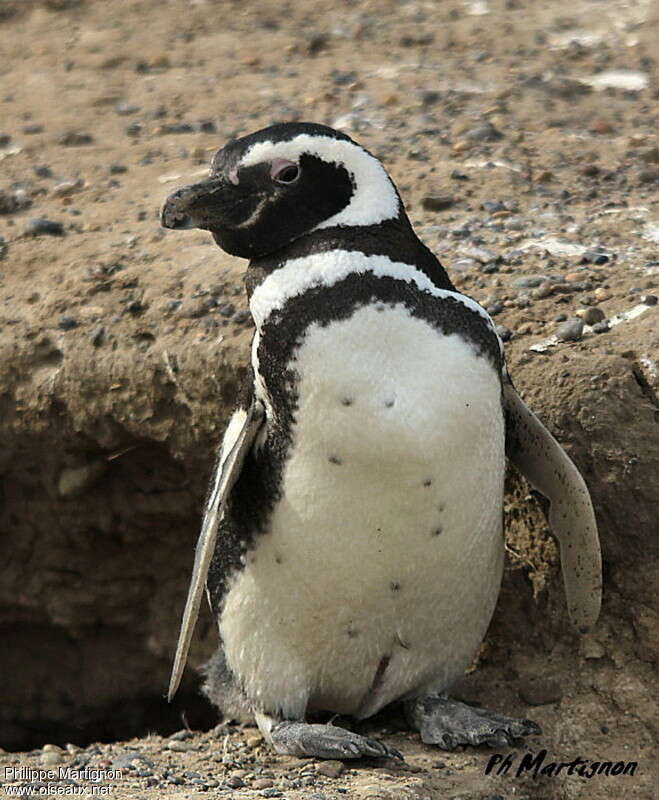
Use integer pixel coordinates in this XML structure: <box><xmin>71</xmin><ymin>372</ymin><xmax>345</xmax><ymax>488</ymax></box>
<box><xmin>406</xmin><ymin>695</ymin><xmax>541</xmax><ymax>751</ymax></box>
<box><xmin>269</xmin><ymin>720</ymin><xmax>403</xmax><ymax>760</ymax></box>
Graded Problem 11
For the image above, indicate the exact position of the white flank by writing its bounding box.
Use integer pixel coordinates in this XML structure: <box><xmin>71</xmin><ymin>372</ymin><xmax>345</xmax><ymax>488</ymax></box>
<box><xmin>239</xmin><ymin>134</ymin><xmax>399</xmax><ymax>229</ymax></box>
<box><xmin>221</xmin><ymin>303</ymin><xmax>505</xmax><ymax>720</ymax></box>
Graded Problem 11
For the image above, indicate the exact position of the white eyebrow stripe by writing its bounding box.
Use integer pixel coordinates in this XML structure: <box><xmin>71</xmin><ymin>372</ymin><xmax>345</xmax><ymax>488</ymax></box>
<box><xmin>249</xmin><ymin>249</ymin><xmax>501</xmax><ymax>351</ymax></box>
<box><xmin>239</xmin><ymin>134</ymin><xmax>400</xmax><ymax>229</ymax></box>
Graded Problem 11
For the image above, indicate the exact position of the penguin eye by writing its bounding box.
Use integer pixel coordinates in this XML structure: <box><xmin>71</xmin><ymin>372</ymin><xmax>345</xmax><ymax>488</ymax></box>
<box><xmin>271</xmin><ymin>159</ymin><xmax>300</xmax><ymax>185</ymax></box>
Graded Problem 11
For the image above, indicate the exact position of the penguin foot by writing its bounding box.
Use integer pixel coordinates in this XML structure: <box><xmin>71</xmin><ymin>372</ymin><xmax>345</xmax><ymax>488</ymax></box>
<box><xmin>406</xmin><ymin>695</ymin><xmax>541</xmax><ymax>751</ymax></box>
<box><xmin>268</xmin><ymin>721</ymin><xmax>403</xmax><ymax>761</ymax></box>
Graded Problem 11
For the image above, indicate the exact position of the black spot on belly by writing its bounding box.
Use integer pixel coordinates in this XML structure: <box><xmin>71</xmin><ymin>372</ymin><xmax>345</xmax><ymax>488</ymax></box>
<box><xmin>347</xmin><ymin>627</ymin><xmax>359</xmax><ymax>639</ymax></box>
<box><xmin>275</xmin><ymin>554</ymin><xmax>283</xmax><ymax>564</ymax></box>
<box><xmin>328</xmin><ymin>455</ymin><xmax>343</xmax><ymax>465</ymax></box>
<box><xmin>390</xmin><ymin>581</ymin><xmax>401</xmax><ymax>592</ymax></box>
<box><xmin>384</xmin><ymin>398</ymin><xmax>395</xmax><ymax>408</ymax></box>
<box><xmin>423</xmin><ymin>478</ymin><xmax>432</xmax><ymax>487</ymax></box>
<box><xmin>341</xmin><ymin>397</ymin><xmax>353</xmax><ymax>406</ymax></box>
<box><xmin>432</xmin><ymin>526</ymin><xmax>443</xmax><ymax>538</ymax></box>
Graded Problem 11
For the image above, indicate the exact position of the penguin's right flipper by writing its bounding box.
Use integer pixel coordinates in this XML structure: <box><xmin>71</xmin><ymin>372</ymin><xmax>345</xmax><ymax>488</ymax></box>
<box><xmin>503</xmin><ymin>372</ymin><xmax>602</xmax><ymax>633</ymax></box>
<box><xmin>167</xmin><ymin>399</ymin><xmax>265</xmax><ymax>701</ymax></box>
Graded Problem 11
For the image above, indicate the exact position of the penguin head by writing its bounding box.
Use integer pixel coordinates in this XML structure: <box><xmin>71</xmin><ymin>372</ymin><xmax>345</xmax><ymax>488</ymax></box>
<box><xmin>161</xmin><ymin>122</ymin><xmax>401</xmax><ymax>258</ymax></box>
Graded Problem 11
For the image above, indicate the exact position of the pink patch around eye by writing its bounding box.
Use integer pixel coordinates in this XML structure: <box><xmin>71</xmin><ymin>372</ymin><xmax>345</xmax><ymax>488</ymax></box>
<box><xmin>228</xmin><ymin>167</ymin><xmax>239</xmax><ymax>185</ymax></box>
<box><xmin>270</xmin><ymin>158</ymin><xmax>298</xmax><ymax>179</ymax></box>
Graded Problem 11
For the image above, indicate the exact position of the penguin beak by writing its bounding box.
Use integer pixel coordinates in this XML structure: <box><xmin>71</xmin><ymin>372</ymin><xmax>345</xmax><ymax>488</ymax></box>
<box><xmin>161</xmin><ymin>177</ymin><xmax>232</xmax><ymax>231</ymax></box>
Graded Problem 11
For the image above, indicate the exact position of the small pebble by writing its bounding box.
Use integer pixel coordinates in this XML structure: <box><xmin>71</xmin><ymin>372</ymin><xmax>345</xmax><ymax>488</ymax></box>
<box><xmin>58</xmin><ymin>315</ymin><xmax>78</xmax><ymax>330</ymax></box>
<box><xmin>532</xmin><ymin>280</ymin><xmax>553</xmax><ymax>299</ymax></box>
<box><xmin>582</xmin><ymin>250</ymin><xmax>610</xmax><ymax>265</ymax></box>
<box><xmin>59</xmin><ymin>131</ymin><xmax>94</xmax><ymax>146</ymax></box>
<box><xmin>261</xmin><ymin>791</ymin><xmax>283</xmax><ymax>798</ymax></box>
<box><xmin>594</xmin><ymin>287</ymin><xmax>612</xmax><ymax>302</ymax></box>
<box><xmin>591</xmin><ymin>320</ymin><xmax>610</xmax><ymax>334</ymax></box>
<box><xmin>41</xmin><ymin>751</ymin><xmax>63</xmax><ymax>766</ymax></box>
<box><xmin>246</xmin><ymin>734</ymin><xmax>263</xmax><ymax>748</ymax></box>
<box><xmin>421</xmin><ymin>194</ymin><xmax>455</xmax><ymax>211</ymax></box>
<box><xmin>495</xmin><ymin>324</ymin><xmax>512</xmax><ymax>342</ymax></box>
<box><xmin>167</xmin><ymin>741</ymin><xmax>191</xmax><ymax>752</ymax></box>
<box><xmin>317</xmin><ymin>761</ymin><xmax>345</xmax><ymax>778</ymax></box>
<box><xmin>641</xmin><ymin>294</ymin><xmax>657</xmax><ymax>306</ymax></box>
<box><xmin>170</xmin><ymin>729</ymin><xmax>194</xmax><ymax>741</ymax></box>
<box><xmin>224</xmin><ymin>776</ymin><xmax>245</xmax><ymax>789</ymax></box>
<box><xmin>465</xmin><ymin>121</ymin><xmax>503</xmax><ymax>142</ymax></box>
<box><xmin>91</xmin><ymin>325</ymin><xmax>105</xmax><ymax>347</ymax></box>
<box><xmin>34</xmin><ymin>164</ymin><xmax>53</xmax><ymax>178</ymax></box>
<box><xmin>52</xmin><ymin>180</ymin><xmax>83</xmax><ymax>197</ymax></box>
<box><xmin>512</xmin><ymin>275</ymin><xmax>546</xmax><ymax>289</ymax></box>
<box><xmin>581</xmin><ymin>307</ymin><xmax>605</xmax><ymax>325</ymax></box>
<box><xmin>110</xmin><ymin>164</ymin><xmax>128</xmax><ymax>174</ymax></box>
<box><xmin>115</xmin><ymin>101</ymin><xmax>140</xmax><ymax>115</ymax></box>
<box><xmin>252</xmin><ymin>777</ymin><xmax>275</xmax><ymax>789</ymax></box>
<box><xmin>486</xmin><ymin>301</ymin><xmax>503</xmax><ymax>316</ymax></box>
<box><xmin>26</xmin><ymin>217</ymin><xmax>64</xmax><ymax>236</ymax></box>
<box><xmin>556</xmin><ymin>318</ymin><xmax>584</xmax><ymax>342</ymax></box>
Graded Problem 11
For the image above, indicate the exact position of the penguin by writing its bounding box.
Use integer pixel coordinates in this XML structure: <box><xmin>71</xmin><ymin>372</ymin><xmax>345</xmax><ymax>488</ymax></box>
<box><xmin>161</xmin><ymin>122</ymin><xmax>602</xmax><ymax>759</ymax></box>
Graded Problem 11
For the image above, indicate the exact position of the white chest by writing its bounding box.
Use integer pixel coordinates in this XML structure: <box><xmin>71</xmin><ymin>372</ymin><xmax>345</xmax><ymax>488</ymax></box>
<box><xmin>220</xmin><ymin>304</ymin><xmax>505</xmax><ymax>719</ymax></box>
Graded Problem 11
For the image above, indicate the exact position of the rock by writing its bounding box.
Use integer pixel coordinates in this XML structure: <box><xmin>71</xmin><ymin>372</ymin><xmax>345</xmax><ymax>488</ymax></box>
<box><xmin>317</xmin><ymin>760</ymin><xmax>345</xmax><ymax>778</ymax></box>
<box><xmin>178</xmin><ymin>298</ymin><xmax>206</xmax><ymax>319</ymax></box>
<box><xmin>58</xmin><ymin>315</ymin><xmax>78</xmax><ymax>330</ymax></box>
<box><xmin>169</xmin><ymin>728</ymin><xmax>194</xmax><ymax>741</ymax></box>
<box><xmin>594</xmin><ymin>287</ymin><xmax>612</xmax><ymax>302</ymax></box>
<box><xmin>486</xmin><ymin>301</ymin><xmax>503</xmax><ymax>316</ymax></box>
<box><xmin>638</xmin><ymin>167</ymin><xmax>659</xmax><ymax>184</ymax></box>
<box><xmin>580</xmin><ymin>634</ymin><xmax>606</xmax><ymax>660</ymax></box>
<box><xmin>556</xmin><ymin>318</ymin><xmax>584</xmax><ymax>342</ymax></box>
<box><xmin>532</xmin><ymin>280</ymin><xmax>553</xmax><ymax>299</ymax></box>
<box><xmin>224</xmin><ymin>776</ymin><xmax>245</xmax><ymax>789</ymax></box>
<box><xmin>91</xmin><ymin>325</ymin><xmax>105</xmax><ymax>347</ymax></box>
<box><xmin>421</xmin><ymin>194</ymin><xmax>455</xmax><ymax>211</ymax></box>
<box><xmin>512</xmin><ymin>275</ymin><xmax>546</xmax><ymax>289</ymax></box>
<box><xmin>58</xmin><ymin>131</ymin><xmax>94</xmax><ymax>146</ymax></box>
<box><xmin>519</xmin><ymin>677</ymin><xmax>563</xmax><ymax>705</ymax></box>
<box><xmin>591</xmin><ymin>320</ymin><xmax>610</xmax><ymax>334</ymax></box>
<box><xmin>581</xmin><ymin>307</ymin><xmax>605</xmax><ymax>325</ymax></box>
<box><xmin>167</xmin><ymin>740</ymin><xmax>191</xmax><ymax>752</ymax></box>
<box><xmin>52</xmin><ymin>180</ymin><xmax>83</xmax><ymax>197</ymax></box>
<box><xmin>582</xmin><ymin>250</ymin><xmax>610</xmax><ymax>265</ymax></box>
<box><xmin>0</xmin><ymin>188</ymin><xmax>32</xmax><ymax>214</ymax></box>
<box><xmin>26</xmin><ymin>217</ymin><xmax>65</xmax><ymax>236</ymax></box>
<box><xmin>110</xmin><ymin>164</ymin><xmax>128</xmax><ymax>174</ymax></box>
<box><xmin>246</xmin><ymin>734</ymin><xmax>263</xmax><ymax>748</ymax></box>
<box><xmin>114</xmin><ymin>101</ymin><xmax>140</xmax><ymax>115</ymax></box>
<box><xmin>58</xmin><ymin>460</ymin><xmax>106</xmax><ymax>497</ymax></box>
<box><xmin>252</xmin><ymin>777</ymin><xmax>274</xmax><ymax>789</ymax></box>
<box><xmin>465</xmin><ymin>121</ymin><xmax>503</xmax><ymax>142</ymax></box>
<box><xmin>41</xmin><ymin>751</ymin><xmax>63</xmax><ymax>766</ymax></box>
<box><xmin>641</xmin><ymin>294</ymin><xmax>657</xmax><ymax>306</ymax></box>
<box><xmin>495</xmin><ymin>324</ymin><xmax>512</xmax><ymax>342</ymax></box>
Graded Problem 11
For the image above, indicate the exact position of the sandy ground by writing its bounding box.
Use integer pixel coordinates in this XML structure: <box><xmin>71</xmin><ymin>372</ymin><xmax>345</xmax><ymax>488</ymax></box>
<box><xmin>1</xmin><ymin>0</ymin><xmax>658</xmax><ymax>798</ymax></box>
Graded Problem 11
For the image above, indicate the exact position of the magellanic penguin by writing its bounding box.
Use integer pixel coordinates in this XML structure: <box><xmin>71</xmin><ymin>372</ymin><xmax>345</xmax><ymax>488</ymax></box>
<box><xmin>161</xmin><ymin>122</ymin><xmax>602</xmax><ymax>759</ymax></box>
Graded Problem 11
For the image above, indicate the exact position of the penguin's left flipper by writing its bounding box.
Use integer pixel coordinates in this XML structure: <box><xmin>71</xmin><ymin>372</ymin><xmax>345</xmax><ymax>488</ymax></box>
<box><xmin>256</xmin><ymin>713</ymin><xmax>403</xmax><ymax>761</ymax></box>
<box><xmin>405</xmin><ymin>695</ymin><xmax>541</xmax><ymax>750</ymax></box>
<box><xmin>503</xmin><ymin>373</ymin><xmax>602</xmax><ymax>633</ymax></box>
<box><xmin>167</xmin><ymin>399</ymin><xmax>265</xmax><ymax>702</ymax></box>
